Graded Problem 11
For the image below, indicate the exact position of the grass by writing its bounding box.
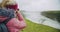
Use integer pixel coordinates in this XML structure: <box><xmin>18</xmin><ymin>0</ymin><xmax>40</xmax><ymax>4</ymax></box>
<box><xmin>21</xmin><ymin>19</ymin><xmax>60</xmax><ymax>32</ymax></box>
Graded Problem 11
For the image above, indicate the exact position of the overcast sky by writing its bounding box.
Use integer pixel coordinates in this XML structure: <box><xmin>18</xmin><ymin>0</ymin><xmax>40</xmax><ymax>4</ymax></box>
<box><xmin>16</xmin><ymin>0</ymin><xmax>60</xmax><ymax>11</ymax></box>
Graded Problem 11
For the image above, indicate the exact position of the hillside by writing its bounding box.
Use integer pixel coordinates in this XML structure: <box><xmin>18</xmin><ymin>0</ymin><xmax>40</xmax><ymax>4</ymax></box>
<box><xmin>21</xmin><ymin>19</ymin><xmax>60</xmax><ymax>32</ymax></box>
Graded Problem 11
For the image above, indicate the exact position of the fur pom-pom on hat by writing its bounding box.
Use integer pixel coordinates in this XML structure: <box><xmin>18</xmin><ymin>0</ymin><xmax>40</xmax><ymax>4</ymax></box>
<box><xmin>6</xmin><ymin>0</ymin><xmax>17</xmax><ymax>5</ymax></box>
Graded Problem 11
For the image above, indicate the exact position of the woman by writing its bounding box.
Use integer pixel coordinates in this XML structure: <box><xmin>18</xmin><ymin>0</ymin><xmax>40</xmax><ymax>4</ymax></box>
<box><xmin>0</xmin><ymin>0</ymin><xmax>26</xmax><ymax>32</ymax></box>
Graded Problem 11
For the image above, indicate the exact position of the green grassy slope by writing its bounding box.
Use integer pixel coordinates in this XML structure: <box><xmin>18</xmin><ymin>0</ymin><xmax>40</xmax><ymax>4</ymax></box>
<box><xmin>21</xmin><ymin>19</ymin><xmax>60</xmax><ymax>32</ymax></box>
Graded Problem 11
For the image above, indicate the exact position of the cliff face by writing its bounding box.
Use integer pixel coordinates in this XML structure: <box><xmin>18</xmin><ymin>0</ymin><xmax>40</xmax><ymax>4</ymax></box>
<box><xmin>41</xmin><ymin>10</ymin><xmax>60</xmax><ymax>22</ymax></box>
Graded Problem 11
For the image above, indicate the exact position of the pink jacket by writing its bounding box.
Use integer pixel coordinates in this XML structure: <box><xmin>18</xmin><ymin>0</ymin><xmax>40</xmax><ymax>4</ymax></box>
<box><xmin>6</xmin><ymin>12</ymin><xmax>26</xmax><ymax>32</ymax></box>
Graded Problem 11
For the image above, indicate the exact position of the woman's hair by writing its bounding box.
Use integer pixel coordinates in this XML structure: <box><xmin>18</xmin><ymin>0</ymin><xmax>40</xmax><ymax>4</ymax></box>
<box><xmin>0</xmin><ymin>0</ymin><xmax>8</xmax><ymax>8</ymax></box>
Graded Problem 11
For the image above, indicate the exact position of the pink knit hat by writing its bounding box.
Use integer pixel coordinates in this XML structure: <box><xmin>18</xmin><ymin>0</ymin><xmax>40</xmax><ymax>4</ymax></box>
<box><xmin>5</xmin><ymin>0</ymin><xmax>18</xmax><ymax>10</ymax></box>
